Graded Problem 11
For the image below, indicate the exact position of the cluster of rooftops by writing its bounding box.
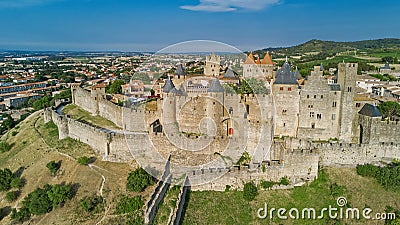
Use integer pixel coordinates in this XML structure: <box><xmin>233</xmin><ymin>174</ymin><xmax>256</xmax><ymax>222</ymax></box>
<box><xmin>163</xmin><ymin>53</ymin><xmax>332</xmax><ymax>95</ymax></box>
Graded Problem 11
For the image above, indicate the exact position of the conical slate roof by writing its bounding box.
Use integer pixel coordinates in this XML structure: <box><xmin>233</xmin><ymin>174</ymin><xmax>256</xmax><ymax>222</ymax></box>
<box><xmin>223</xmin><ymin>67</ymin><xmax>238</xmax><ymax>78</ymax></box>
<box><xmin>163</xmin><ymin>77</ymin><xmax>176</xmax><ymax>93</ymax></box>
<box><xmin>175</xmin><ymin>64</ymin><xmax>186</xmax><ymax>76</ymax></box>
<box><xmin>274</xmin><ymin>59</ymin><xmax>298</xmax><ymax>85</ymax></box>
<box><xmin>359</xmin><ymin>103</ymin><xmax>382</xmax><ymax>117</ymax></box>
<box><xmin>208</xmin><ymin>78</ymin><xmax>224</xmax><ymax>92</ymax></box>
<box><xmin>294</xmin><ymin>66</ymin><xmax>302</xmax><ymax>79</ymax></box>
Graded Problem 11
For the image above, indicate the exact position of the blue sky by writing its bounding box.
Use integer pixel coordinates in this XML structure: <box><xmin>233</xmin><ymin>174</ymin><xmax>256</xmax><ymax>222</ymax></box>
<box><xmin>0</xmin><ymin>0</ymin><xmax>399</xmax><ymax>51</ymax></box>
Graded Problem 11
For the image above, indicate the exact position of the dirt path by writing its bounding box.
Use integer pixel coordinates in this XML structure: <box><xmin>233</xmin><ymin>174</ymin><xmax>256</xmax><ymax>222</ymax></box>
<box><xmin>32</xmin><ymin>111</ymin><xmax>112</xmax><ymax>224</ymax></box>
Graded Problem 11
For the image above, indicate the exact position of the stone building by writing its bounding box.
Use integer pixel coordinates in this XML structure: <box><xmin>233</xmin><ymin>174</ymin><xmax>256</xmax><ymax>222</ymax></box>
<box><xmin>204</xmin><ymin>53</ymin><xmax>221</xmax><ymax>77</ymax></box>
<box><xmin>242</xmin><ymin>52</ymin><xmax>274</xmax><ymax>81</ymax></box>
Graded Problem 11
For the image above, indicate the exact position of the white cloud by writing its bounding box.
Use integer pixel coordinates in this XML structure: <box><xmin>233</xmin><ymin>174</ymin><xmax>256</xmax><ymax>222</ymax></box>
<box><xmin>180</xmin><ymin>0</ymin><xmax>281</xmax><ymax>12</ymax></box>
<box><xmin>0</xmin><ymin>0</ymin><xmax>62</xmax><ymax>8</ymax></box>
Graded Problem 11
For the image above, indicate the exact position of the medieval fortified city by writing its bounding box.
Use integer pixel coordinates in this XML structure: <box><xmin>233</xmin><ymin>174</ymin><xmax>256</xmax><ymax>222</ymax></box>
<box><xmin>2</xmin><ymin>1</ymin><xmax>400</xmax><ymax>224</ymax></box>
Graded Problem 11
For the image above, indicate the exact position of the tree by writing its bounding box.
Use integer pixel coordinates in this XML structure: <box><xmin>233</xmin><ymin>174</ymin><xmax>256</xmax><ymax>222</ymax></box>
<box><xmin>46</xmin><ymin>161</ymin><xmax>60</xmax><ymax>176</ymax></box>
<box><xmin>378</xmin><ymin>101</ymin><xmax>400</xmax><ymax>120</ymax></box>
<box><xmin>47</xmin><ymin>184</ymin><xmax>73</xmax><ymax>208</ymax></box>
<box><xmin>10</xmin><ymin>177</ymin><xmax>24</xmax><ymax>189</ymax></box>
<box><xmin>5</xmin><ymin>190</ymin><xmax>19</xmax><ymax>202</ymax></box>
<box><xmin>236</xmin><ymin>151</ymin><xmax>251</xmax><ymax>165</ymax></box>
<box><xmin>116</xmin><ymin>196</ymin><xmax>144</xmax><ymax>214</ymax></box>
<box><xmin>80</xmin><ymin>195</ymin><xmax>103</xmax><ymax>212</ymax></box>
<box><xmin>0</xmin><ymin>168</ymin><xmax>13</xmax><ymax>191</ymax></box>
<box><xmin>23</xmin><ymin>186</ymin><xmax>52</xmax><ymax>215</ymax></box>
<box><xmin>126</xmin><ymin>168</ymin><xmax>154</xmax><ymax>192</ymax></box>
<box><xmin>10</xmin><ymin>208</ymin><xmax>31</xmax><ymax>223</ymax></box>
<box><xmin>77</xmin><ymin>156</ymin><xmax>91</xmax><ymax>165</ymax></box>
<box><xmin>107</xmin><ymin>79</ymin><xmax>125</xmax><ymax>94</ymax></box>
<box><xmin>243</xmin><ymin>181</ymin><xmax>258</xmax><ymax>201</ymax></box>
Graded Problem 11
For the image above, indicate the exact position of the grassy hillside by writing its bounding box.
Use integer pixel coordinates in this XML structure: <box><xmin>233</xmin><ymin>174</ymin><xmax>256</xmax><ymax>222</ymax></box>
<box><xmin>182</xmin><ymin>167</ymin><xmax>400</xmax><ymax>225</ymax></box>
<box><xmin>0</xmin><ymin>111</ymin><xmax>149</xmax><ymax>224</ymax></box>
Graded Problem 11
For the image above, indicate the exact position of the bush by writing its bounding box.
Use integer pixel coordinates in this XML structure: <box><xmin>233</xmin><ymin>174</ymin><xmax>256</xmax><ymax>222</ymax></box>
<box><xmin>0</xmin><ymin>168</ymin><xmax>13</xmax><ymax>191</ymax></box>
<box><xmin>279</xmin><ymin>176</ymin><xmax>290</xmax><ymax>186</ymax></box>
<box><xmin>356</xmin><ymin>164</ymin><xmax>379</xmax><ymax>177</ymax></box>
<box><xmin>80</xmin><ymin>195</ymin><xmax>103</xmax><ymax>212</ymax></box>
<box><xmin>47</xmin><ymin>184</ymin><xmax>73</xmax><ymax>208</ymax></box>
<box><xmin>10</xmin><ymin>183</ymin><xmax>74</xmax><ymax>222</ymax></box>
<box><xmin>24</xmin><ymin>186</ymin><xmax>53</xmax><ymax>215</ymax></box>
<box><xmin>357</xmin><ymin>163</ymin><xmax>400</xmax><ymax>190</ymax></box>
<box><xmin>126</xmin><ymin>168</ymin><xmax>154</xmax><ymax>192</ymax></box>
<box><xmin>11</xmin><ymin>208</ymin><xmax>31</xmax><ymax>223</ymax></box>
<box><xmin>243</xmin><ymin>181</ymin><xmax>258</xmax><ymax>201</ymax></box>
<box><xmin>77</xmin><ymin>156</ymin><xmax>91</xmax><ymax>165</ymax></box>
<box><xmin>46</xmin><ymin>161</ymin><xmax>60</xmax><ymax>176</ymax></box>
<box><xmin>5</xmin><ymin>190</ymin><xmax>19</xmax><ymax>202</ymax></box>
<box><xmin>0</xmin><ymin>142</ymin><xmax>11</xmax><ymax>153</ymax></box>
<box><xmin>260</xmin><ymin>180</ymin><xmax>276</xmax><ymax>189</ymax></box>
<box><xmin>11</xmin><ymin>131</ymin><xmax>18</xmax><ymax>136</ymax></box>
<box><xmin>10</xmin><ymin>177</ymin><xmax>24</xmax><ymax>189</ymax></box>
<box><xmin>116</xmin><ymin>196</ymin><xmax>144</xmax><ymax>214</ymax></box>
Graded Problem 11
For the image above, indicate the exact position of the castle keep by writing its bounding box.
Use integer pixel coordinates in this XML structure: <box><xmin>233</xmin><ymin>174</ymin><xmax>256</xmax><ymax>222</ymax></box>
<box><xmin>44</xmin><ymin>53</ymin><xmax>400</xmax><ymax>190</ymax></box>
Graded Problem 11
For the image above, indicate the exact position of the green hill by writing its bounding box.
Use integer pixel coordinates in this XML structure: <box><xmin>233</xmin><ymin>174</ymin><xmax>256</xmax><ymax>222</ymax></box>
<box><xmin>259</xmin><ymin>38</ymin><xmax>400</xmax><ymax>55</ymax></box>
<box><xmin>0</xmin><ymin>111</ymin><xmax>149</xmax><ymax>225</ymax></box>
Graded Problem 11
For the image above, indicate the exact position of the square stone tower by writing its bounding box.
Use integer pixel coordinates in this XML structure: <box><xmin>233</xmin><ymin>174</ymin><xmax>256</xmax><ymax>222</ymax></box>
<box><xmin>337</xmin><ymin>63</ymin><xmax>357</xmax><ymax>142</ymax></box>
<box><xmin>204</xmin><ymin>53</ymin><xmax>221</xmax><ymax>77</ymax></box>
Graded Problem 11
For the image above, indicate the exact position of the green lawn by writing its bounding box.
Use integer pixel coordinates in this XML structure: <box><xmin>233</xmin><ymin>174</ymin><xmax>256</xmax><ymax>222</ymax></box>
<box><xmin>62</xmin><ymin>104</ymin><xmax>121</xmax><ymax>130</ymax></box>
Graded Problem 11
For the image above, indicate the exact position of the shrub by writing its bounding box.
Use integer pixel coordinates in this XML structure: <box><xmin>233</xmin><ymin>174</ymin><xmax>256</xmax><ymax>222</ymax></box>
<box><xmin>356</xmin><ymin>164</ymin><xmax>378</xmax><ymax>177</ymax></box>
<box><xmin>0</xmin><ymin>168</ymin><xmax>13</xmax><ymax>191</ymax></box>
<box><xmin>126</xmin><ymin>168</ymin><xmax>154</xmax><ymax>192</ymax></box>
<box><xmin>116</xmin><ymin>196</ymin><xmax>144</xmax><ymax>214</ymax></box>
<box><xmin>260</xmin><ymin>180</ymin><xmax>276</xmax><ymax>189</ymax></box>
<box><xmin>11</xmin><ymin>131</ymin><xmax>18</xmax><ymax>136</ymax></box>
<box><xmin>243</xmin><ymin>181</ymin><xmax>258</xmax><ymax>201</ymax></box>
<box><xmin>6</xmin><ymin>190</ymin><xmax>19</xmax><ymax>202</ymax></box>
<box><xmin>0</xmin><ymin>142</ymin><xmax>11</xmax><ymax>153</ymax></box>
<box><xmin>10</xmin><ymin>208</ymin><xmax>31</xmax><ymax>223</ymax></box>
<box><xmin>10</xmin><ymin>177</ymin><xmax>24</xmax><ymax>189</ymax></box>
<box><xmin>47</xmin><ymin>184</ymin><xmax>73</xmax><ymax>208</ymax></box>
<box><xmin>77</xmin><ymin>156</ymin><xmax>91</xmax><ymax>165</ymax></box>
<box><xmin>279</xmin><ymin>176</ymin><xmax>290</xmax><ymax>186</ymax></box>
<box><xmin>46</xmin><ymin>161</ymin><xmax>60</xmax><ymax>176</ymax></box>
<box><xmin>24</xmin><ymin>186</ymin><xmax>53</xmax><ymax>215</ymax></box>
<box><xmin>80</xmin><ymin>195</ymin><xmax>103</xmax><ymax>212</ymax></box>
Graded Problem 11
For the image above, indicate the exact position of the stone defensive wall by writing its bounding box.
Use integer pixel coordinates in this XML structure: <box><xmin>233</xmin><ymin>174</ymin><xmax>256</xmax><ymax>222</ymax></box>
<box><xmin>318</xmin><ymin>142</ymin><xmax>400</xmax><ymax>166</ymax></box>
<box><xmin>190</xmin><ymin>149</ymin><xmax>319</xmax><ymax>191</ymax></box>
<box><xmin>44</xmin><ymin>108</ymin><xmax>136</xmax><ymax>162</ymax></box>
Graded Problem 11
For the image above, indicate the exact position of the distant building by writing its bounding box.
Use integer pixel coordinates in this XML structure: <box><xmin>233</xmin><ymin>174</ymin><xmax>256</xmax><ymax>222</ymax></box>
<box><xmin>379</xmin><ymin>61</ymin><xmax>391</xmax><ymax>74</ymax></box>
<box><xmin>122</xmin><ymin>80</ymin><xmax>145</xmax><ymax>97</ymax></box>
<box><xmin>4</xmin><ymin>93</ymin><xmax>41</xmax><ymax>108</ymax></box>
